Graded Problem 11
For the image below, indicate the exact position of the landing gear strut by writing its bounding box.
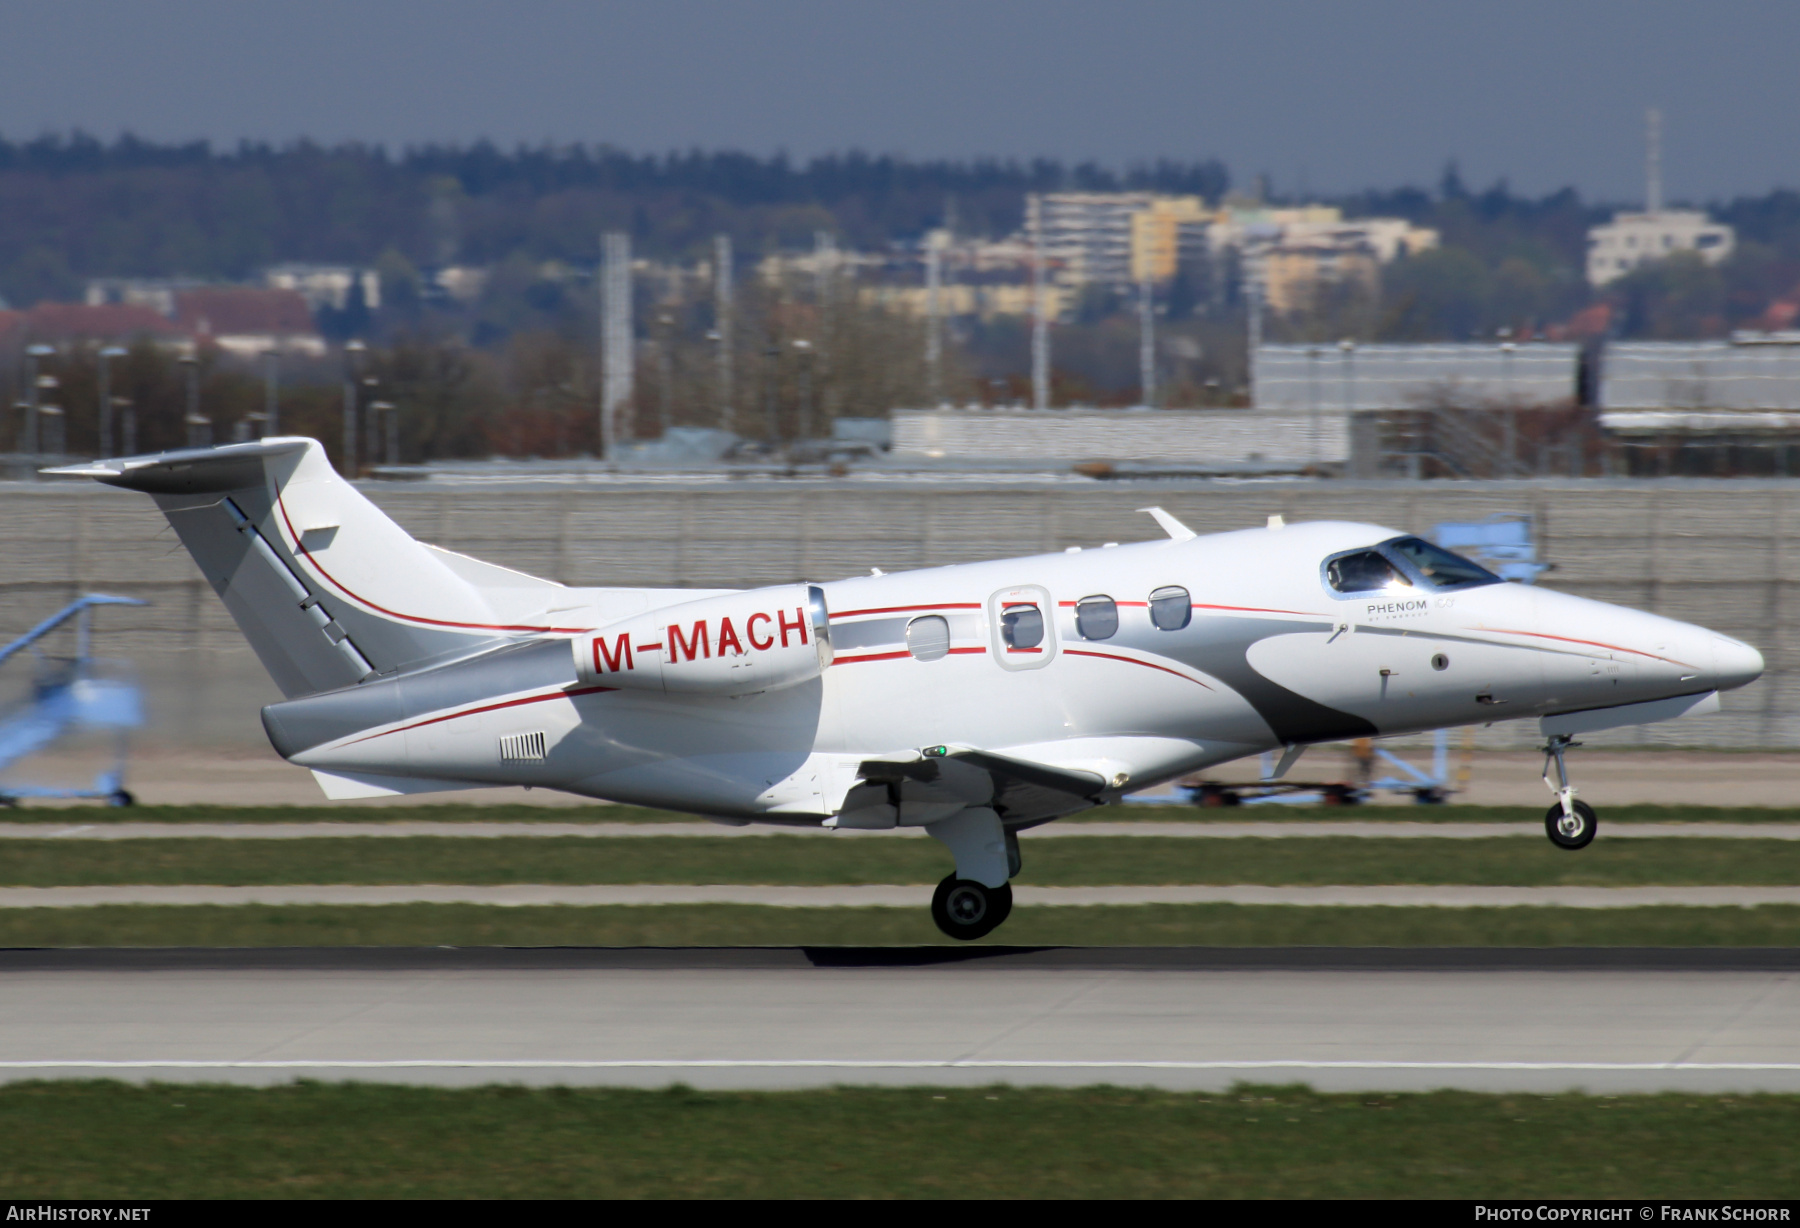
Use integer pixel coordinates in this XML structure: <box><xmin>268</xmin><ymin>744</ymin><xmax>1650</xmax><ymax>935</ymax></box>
<box><xmin>925</xmin><ymin>807</ymin><xmax>1018</xmax><ymax>940</ymax></box>
<box><xmin>1541</xmin><ymin>733</ymin><xmax>1597</xmax><ymax>850</ymax></box>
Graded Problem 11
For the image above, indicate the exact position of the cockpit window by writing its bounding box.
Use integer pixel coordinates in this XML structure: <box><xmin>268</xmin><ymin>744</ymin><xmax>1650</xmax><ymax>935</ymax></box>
<box><xmin>1327</xmin><ymin>551</ymin><xmax>1409</xmax><ymax>594</ymax></box>
<box><xmin>1384</xmin><ymin>536</ymin><xmax>1502</xmax><ymax>591</ymax></box>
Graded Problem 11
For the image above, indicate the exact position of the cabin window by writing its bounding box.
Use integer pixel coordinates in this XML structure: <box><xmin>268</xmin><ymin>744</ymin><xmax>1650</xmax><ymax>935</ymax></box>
<box><xmin>905</xmin><ymin>615</ymin><xmax>951</xmax><ymax>662</ymax></box>
<box><xmin>1327</xmin><ymin>551</ymin><xmax>1408</xmax><ymax>593</ymax></box>
<box><xmin>1075</xmin><ymin>595</ymin><xmax>1118</xmax><ymax>641</ymax></box>
<box><xmin>1383</xmin><ymin>537</ymin><xmax>1501</xmax><ymax>591</ymax></box>
<box><xmin>1148</xmin><ymin>586</ymin><xmax>1191</xmax><ymax>631</ymax></box>
<box><xmin>1000</xmin><ymin>604</ymin><xmax>1045</xmax><ymax>650</ymax></box>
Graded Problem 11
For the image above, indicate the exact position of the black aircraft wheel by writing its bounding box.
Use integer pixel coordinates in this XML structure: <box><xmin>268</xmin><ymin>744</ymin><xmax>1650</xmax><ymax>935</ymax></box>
<box><xmin>1544</xmin><ymin>800</ymin><xmax>1597</xmax><ymax>850</ymax></box>
<box><xmin>108</xmin><ymin>790</ymin><xmax>135</xmax><ymax>808</ymax></box>
<box><xmin>931</xmin><ymin>875</ymin><xmax>1013</xmax><ymax>941</ymax></box>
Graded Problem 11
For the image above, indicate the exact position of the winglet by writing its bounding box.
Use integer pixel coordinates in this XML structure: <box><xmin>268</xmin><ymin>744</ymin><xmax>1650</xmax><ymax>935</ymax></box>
<box><xmin>1138</xmin><ymin>506</ymin><xmax>1196</xmax><ymax>541</ymax></box>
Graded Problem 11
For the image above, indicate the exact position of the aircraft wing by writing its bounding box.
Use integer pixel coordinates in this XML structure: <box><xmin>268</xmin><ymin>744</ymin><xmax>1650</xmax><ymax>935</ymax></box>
<box><xmin>856</xmin><ymin>746</ymin><xmax>1107</xmax><ymax>826</ymax></box>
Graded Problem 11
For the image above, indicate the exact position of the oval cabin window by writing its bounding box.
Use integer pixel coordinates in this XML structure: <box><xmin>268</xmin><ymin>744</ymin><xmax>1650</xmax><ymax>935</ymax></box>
<box><xmin>1148</xmin><ymin>586</ymin><xmax>1191</xmax><ymax>631</ymax></box>
<box><xmin>1075</xmin><ymin>595</ymin><xmax>1118</xmax><ymax>640</ymax></box>
<box><xmin>1000</xmin><ymin>605</ymin><xmax>1044</xmax><ymax>651</ymax></box>
<box><xmin>905</xmin><ymin>615</ymin><xmax>951</xmax><ymax>662</ymax></box>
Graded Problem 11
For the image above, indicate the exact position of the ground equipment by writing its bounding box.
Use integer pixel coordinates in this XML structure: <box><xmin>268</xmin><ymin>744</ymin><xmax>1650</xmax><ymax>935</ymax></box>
<box><xmin>0</xmin><ymin>595</ymin><xmax>146</xmax><ymax>807</ymax></box>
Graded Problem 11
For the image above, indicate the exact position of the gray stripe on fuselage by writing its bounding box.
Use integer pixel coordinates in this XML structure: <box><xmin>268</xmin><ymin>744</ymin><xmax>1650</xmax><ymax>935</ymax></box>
<box><xmin>1117</xmin><ymin>615</ymin><xmax>1379</xmax><ymax>745</ymax></box>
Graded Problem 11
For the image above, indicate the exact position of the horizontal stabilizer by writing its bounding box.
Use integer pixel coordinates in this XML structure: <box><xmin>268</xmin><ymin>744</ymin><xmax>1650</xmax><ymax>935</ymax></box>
<box><xmin>45</xmin><ymin>439</ymin><xmax>311</xmax><ymax>494</ymax></box>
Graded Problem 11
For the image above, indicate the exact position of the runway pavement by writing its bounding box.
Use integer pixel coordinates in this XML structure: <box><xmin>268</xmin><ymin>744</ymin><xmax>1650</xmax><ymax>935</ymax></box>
<box><xmin>0</xmin><ymin>948</ymin><xmax>1794</xmax><ymax>1093</ymax></box>
<box><xmin>5</xmin><ymin>821</ymin><xmax>1800</xmax><ymax>840</ymax></box>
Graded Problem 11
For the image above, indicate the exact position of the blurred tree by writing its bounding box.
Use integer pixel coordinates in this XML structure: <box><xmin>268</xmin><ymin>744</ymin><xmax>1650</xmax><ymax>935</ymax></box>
<box><xmin>1609</xmin><ymin>250</ymin><xmax>1728</xmax><ymax>338</ymax></box>
<box><xmin>1379</xmin><ymin>246</ymin><xmax>1492</xmax><ymax>339</ymax></box>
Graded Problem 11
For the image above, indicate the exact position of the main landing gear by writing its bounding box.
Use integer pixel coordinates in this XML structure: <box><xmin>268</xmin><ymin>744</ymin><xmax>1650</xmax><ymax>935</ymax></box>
<box><xmin>1541</xmin><ymin>733</ymin><xmax>1597</xmax><ymax>850</ymax></box>
<box><xmin>931</xmin><ymin>876</ymin><xmax>1014</xmax><ymax>941</ymax></box>
<box><xmin>925</xmin><ymin>807</ymin><xmax>1021</xmax><ymax>940</ymax></box>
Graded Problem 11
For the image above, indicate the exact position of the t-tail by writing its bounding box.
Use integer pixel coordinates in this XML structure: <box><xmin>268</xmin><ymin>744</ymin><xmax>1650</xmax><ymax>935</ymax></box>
<box><xmin>47</xmin><ymin>438</ymin><xmax>580</xmax><ymax>698</ymax></box>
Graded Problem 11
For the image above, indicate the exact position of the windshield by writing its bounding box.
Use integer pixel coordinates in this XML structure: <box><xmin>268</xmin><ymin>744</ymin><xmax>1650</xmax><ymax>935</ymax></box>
<box><xmin>1326</xmin><ymin>551</ymin><xmax>1410</xmax><ymax>594</ymax></box>
<box><xmin>1384</xmin><ymin>536</ymin><xmax>1502</xmax><ymax>591</ymax></box>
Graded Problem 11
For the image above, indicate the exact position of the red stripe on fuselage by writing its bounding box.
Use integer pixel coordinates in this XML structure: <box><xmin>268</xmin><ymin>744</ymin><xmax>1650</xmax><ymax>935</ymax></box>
<box><xmin>1480</xmin><ymin>627</ymin><xmax>1699</xmax><ymax>669</ymax></box>
<box><xmin>829</xmin><ymin>602</ymin><xmax>983</xmax><ymax>620</ymax></box>
<box><xmin>1063</xmin><ymin>648</ymin><xmax>1214</xmax><ymax>689</ymax></box>
<box><xmin>342</xmin><ymin>684</ymin><xmax>617</xmax><ymax>747</ymax></box>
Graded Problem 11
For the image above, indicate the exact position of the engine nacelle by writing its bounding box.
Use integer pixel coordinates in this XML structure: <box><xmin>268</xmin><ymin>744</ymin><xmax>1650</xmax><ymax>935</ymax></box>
<box><xmin>572</xmin><ymin>584</ymin><xmax>831</xmax><ymax>696</ymax></box>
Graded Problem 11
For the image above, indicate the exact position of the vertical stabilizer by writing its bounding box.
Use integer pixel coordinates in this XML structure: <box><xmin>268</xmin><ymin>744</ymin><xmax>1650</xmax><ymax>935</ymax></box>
<box><xmin>47</xmin><ymin>438</ymin><xmax>573</xmax><ymax>697</ymax></box>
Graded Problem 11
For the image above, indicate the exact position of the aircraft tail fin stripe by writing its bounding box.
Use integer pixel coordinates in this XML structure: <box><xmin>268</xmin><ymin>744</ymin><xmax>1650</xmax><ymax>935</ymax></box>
<box><xmin>271</xmin><ymin>493</ymin><xmax>592</xmax><ymax>635</ymax></box>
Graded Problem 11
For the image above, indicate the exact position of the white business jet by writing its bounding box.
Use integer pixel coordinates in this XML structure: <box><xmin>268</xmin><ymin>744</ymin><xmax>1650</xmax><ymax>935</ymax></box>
<box><xmin>53</xmin><ymin>439</ymin><xmax>1764</xmax><ymax>938</ymax></box>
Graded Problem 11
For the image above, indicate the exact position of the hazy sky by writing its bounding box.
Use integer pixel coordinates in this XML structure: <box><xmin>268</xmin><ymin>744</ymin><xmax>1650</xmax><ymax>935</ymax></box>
<box><xmin>1</xmin><ymin>0</ymin><xmax>1793</xmax><ymax>204</ymax></box>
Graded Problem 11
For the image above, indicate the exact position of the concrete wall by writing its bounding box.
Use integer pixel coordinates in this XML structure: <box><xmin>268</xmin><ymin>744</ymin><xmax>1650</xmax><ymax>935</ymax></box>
<box><xmin>891</xmin><ymin>409</ymin><xmax>1347</xmax><ymax>464</ymax></box>
<box><xmin>3</xmin><ymin>478</ymin><xmax>1795</xmax><ymax>751</ymax></box>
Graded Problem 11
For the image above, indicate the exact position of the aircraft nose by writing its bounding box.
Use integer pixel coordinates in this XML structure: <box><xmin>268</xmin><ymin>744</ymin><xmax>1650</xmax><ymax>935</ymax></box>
<box><xmin>1710</xmin><ymin>635</ymin><xmax>1764</xmax><ymax>692</ymax></box>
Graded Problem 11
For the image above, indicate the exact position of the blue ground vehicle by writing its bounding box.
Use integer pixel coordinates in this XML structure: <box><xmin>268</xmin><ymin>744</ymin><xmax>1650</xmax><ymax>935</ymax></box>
<box><xmin>0</xmin><ymin>595</ymin><xmax>146</xmax><ymax>807</ymax></box>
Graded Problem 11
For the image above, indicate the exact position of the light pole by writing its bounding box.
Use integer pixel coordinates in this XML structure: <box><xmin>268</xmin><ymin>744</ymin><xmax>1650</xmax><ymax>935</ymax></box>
<box><xmin>1500</xmin><ymin>339</ymin><xmax>1518</xmax><ymax>477</ymax></box>
<box><xmin>657</xmin><ymin>313</ymin><xmax>675</xmax><ymax>436</ymax></box>
<box><xmin>98</xmin><ymin>346</ymin><xmax>126</xmax><ymax>457</ymax></box>
<box><xmin>262</xmin><ymin>348</ymin><xmax>281</xmax><ymax>436</ymax></box>
<box><xmin>179</xmin><ymin>355</ymin><xmax>209</xmax><ymax>448</ymax></box>
<box><xmin>1307</xmin><ymin>346</ymin><xmax>1321</xmax><ymax>467</ymax></box>
<box><xmin>342</xmin><ymin>340</ymin><xmax>366</xmax><ymax>475</ymax></box>
<box><xmin>1338</xmin><ymin>338</ymin><xmax>1357</xmax><ymax>477</ymax></box>
<box><xmin>362</xmin><ymin>376</ymin><xmax>381</xmax><ymax>467</ymax></box>
<box><xmin>1138</xmin><ymin>279</ymin><xmax>1156</xmax><ymax>409</ymax></box>
<box><xmin>367</xmin><ymin>401</ymin><xmax>398</xmax><ymax>466</ymax></box>
<box><xmin>23</xmin><ymin>344</ymin><xmax>53</xmax><ymax>455</ymax></box>
<box><xmin>792</xmin><ymin>339</ymin><xmax>814</xmax><ymax>441</ymax></box>
<box><xmin>116</xmin><ymin>397</ymin><xmax>136</xmax><ymax>456</ymax></box>
<box><xmin>762</xmin><ymin>344</ymin><xmax>781</xmax><ymax>444</ymax></box>
<box><xmin>39</xmin><ymin>402</ymin><xmax>64</xmax><ymax>457</ymax></box>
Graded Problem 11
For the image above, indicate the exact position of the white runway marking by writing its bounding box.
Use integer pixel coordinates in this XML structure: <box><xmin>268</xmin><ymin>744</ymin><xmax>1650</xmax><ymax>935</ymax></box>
<box><xmin>10</xmin><ymin>1051</ymin><xmax>1800</xmax><ymax>1058</ymax></box>
<box><xmin>3</xmin><ymin>883</ymin><xmax>1799</xmax><ymax>908</ymax></box>
<box><xmin>7</xmin><ymin>821</ymin><xmax>1800</xmax><ymax>840</ymax></box>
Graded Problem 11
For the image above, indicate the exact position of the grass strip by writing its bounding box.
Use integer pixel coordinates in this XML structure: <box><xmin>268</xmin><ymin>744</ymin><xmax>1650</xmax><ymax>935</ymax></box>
<box><xmin>0</xmin><ymin>1081</ymin><xmax>1795</xmax><ymax>1198</ymax></box>
<box><xmin>10</xmin><ymin>803</ymin><xmax>1800</xmax><ymax>825</ymax></box>
<box><xmin>2</xmin><ymin>835</ymin><xmax>1798</xmax><ymax>887</ymax></box>
<box><xmin>5</xmin><ymin>902</ymin><xmax>1800</xmax><ymax>947</ymax></box>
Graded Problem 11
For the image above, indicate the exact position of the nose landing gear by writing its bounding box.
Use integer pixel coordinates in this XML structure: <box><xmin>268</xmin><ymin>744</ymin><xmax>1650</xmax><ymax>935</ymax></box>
<box><xmin>1541</xmin><ymin>733</ymin><xmax>1597</xmax><ymax>850</ymax></box>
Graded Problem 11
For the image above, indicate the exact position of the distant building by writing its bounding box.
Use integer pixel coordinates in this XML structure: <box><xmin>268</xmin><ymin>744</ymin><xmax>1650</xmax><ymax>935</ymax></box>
<box><xmin>262</xmin><ymin>263</ymin><xmax>381</xmax><ymax>312</ymax></box>
<box><xmin>174</xmin><ymin>288</ymin><xmax>325</xmax><ymax>357</ymax></box>
<box><xmin>3</xmin><ymin>302</ymin><xmax>191</xmax><ymax>352</ymax></box>
<box><xmin>1254</xmin><ymin>342</ymin><xmax>1579</xmax><ymax>411</ymax></box>
<box><xmin>1037</xmin><ymin>192</ymin><xmax>1166</xmax><ymax>288</ymax></box>
<box><xmin>84</xmin><ymin>277</ymin><xmax>210</xmax><ymax>316</ymax></box>
<box><xmin>1127</xmin><ymin>197</ymin><xmax>1213</xmax><ymax>284</ymax></box>
<box><xmin>1586</xmin><ymin>211</ymin><xmax>1734</xmax><ymax>287</ymax></box>
<box><xmin>892</xmin><ymin>406</ymin><xmax>1347</xmax><ymax>467</ymax></box>
<box><xmin>1601</xmin><ymin>338</ymin><xmax>1800</xmax><ymax>410</ymax></box>
<box><xmin>1260</xmin><ymin>243</ymin><xmax>1380</xmax><ymax>316</ymax></box>
<box><xmin>1218</xmin><ymin>206</ymin><xmax>1437</xmax><ymax>316</ymax></box>
<box><xmin>859</xmin><ymin>282</ymin><xmax>1068</xmax><ymax>321</ymax></box>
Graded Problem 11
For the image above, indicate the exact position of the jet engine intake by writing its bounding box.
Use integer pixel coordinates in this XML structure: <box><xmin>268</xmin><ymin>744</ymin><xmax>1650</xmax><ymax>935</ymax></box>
<box><xmin>573</xmin><ymin>583</ymin><xmax>831</xmax><ymax>696</ymax></box>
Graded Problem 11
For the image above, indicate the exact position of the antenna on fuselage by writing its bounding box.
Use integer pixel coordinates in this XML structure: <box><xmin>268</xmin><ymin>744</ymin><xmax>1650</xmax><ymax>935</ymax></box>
<box><xmin>1138</xmin><ymin>506</ymin><xmax>1196</xmax><ymax>541</ymax></box>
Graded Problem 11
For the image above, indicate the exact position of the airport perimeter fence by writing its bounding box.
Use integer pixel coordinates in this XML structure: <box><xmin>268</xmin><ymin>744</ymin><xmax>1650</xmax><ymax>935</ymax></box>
<box><xmin>0</xmin><ymin>478</ymin><xmax>1795</xmax><ymax>754</ymax></box>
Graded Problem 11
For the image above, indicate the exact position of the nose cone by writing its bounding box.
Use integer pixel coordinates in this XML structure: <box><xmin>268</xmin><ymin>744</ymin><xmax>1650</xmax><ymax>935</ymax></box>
<box><xmin>1711</xmin><ymin>635</ymin><xmax>1765</xmax><ymax>692</ymax></box>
